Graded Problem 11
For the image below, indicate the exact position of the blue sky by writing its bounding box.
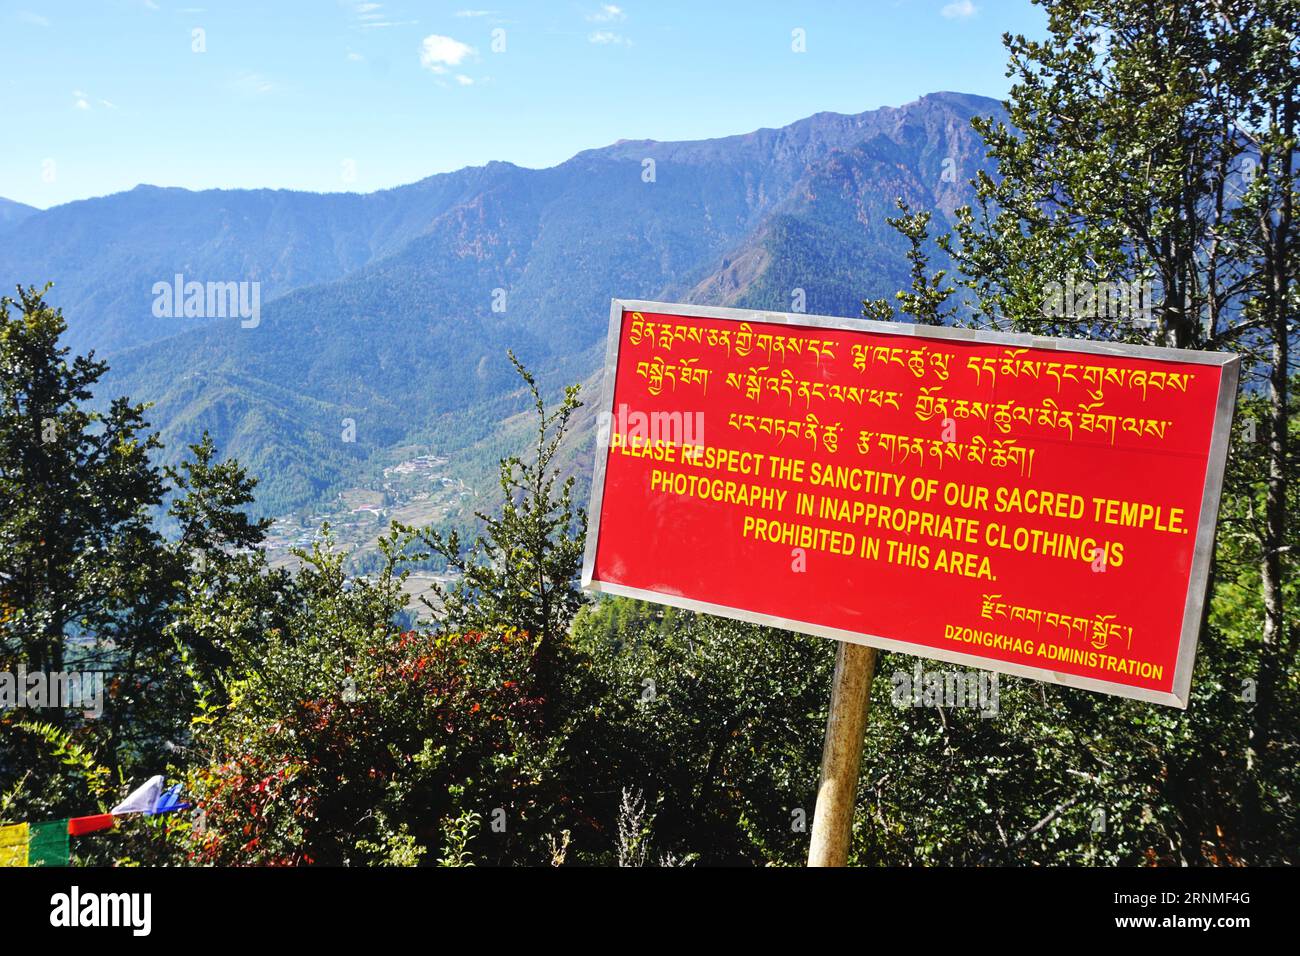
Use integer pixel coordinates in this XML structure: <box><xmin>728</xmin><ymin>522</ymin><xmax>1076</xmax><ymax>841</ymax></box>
<box><xmin>0</xmin><ymin>0</ymin><xmax>1045</xmax><ymax>208</ymax></box>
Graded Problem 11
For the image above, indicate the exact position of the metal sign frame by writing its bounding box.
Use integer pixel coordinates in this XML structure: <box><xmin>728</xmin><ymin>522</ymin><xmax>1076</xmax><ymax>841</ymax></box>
<box><xmin>582</xmin><ymin>299</ymin><xmax>1241</xmax><ymax>708</ymax></box>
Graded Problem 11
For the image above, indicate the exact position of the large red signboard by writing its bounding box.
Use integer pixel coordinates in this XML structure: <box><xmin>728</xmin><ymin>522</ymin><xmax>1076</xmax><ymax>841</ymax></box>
<box><xmin>583</xmin><ymin>301</ymin><xmax>1239</xmax><ymax>707</ymax></box>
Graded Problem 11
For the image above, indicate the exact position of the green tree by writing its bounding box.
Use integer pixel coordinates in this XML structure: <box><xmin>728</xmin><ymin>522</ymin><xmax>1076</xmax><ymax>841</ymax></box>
<box><xmin>0</xmin><ymin>285</ymin><xmax>166</xmax><ymax>700</ymax></box>
<box><xmin>864</xmin><ymin>199</ymin><xmax>959</xmax><ymax>325</ymax></box>
<box><xmin>400</xmin><ymin>351</ymin><xmax>586</xmax><ymax>714</ymax></box>
<box><xmin>567</xmin><ymin>599</ymin><xmax>834</xmax><ymax>865</ymax></box>
<box><xmin>162</xmin><ymin>433</ymin><xmax>293</xmax><ymax>702</ymax></box>
<box><xmin>0</xmin><ymin>283</ymin><xmax>179</xmax><ymax>812</ymax></box>
<box><xmin>864</xmin><ymin>0</ymin><xmax>1298</xmax><ymax>863</ymax></box>
<box><xmin>179</xmin><ymin>528</ymin><xmax>546</xmax><ymax>866</ymax></box>
<box><xmin>0</xmin><ymin>288</ymin><xmax>299</xmax><ymax>859</ymax></box>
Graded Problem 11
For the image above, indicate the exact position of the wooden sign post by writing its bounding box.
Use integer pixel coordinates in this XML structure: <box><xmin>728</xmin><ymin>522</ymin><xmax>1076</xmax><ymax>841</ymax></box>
<box><xmin>583</xmin><ymin>299</ymin><xmax>1240</xmax><ymax>865</ymax></box>
<box><xmin>807</xmin><ymin>640</ymin><xmax>878</xmax><ymax>866</ymax></box>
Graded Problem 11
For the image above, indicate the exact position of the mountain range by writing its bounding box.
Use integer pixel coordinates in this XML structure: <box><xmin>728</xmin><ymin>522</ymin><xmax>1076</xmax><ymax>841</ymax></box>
<box><xmin>0</xmin><ymin>91</ymin><xmax>1004</xmax><ymax>518</ymax></box>
<box><xmin>0</xmin><ymin>198</ymin><xmax>37</xmax><ymax>232</ymax></box>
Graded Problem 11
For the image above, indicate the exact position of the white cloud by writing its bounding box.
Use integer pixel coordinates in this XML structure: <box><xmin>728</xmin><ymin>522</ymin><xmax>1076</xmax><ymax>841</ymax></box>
<box><xmin>455</xmin><ymin>9</ymin><xmax>494</xmax><ymax>16</ymax></box>
<box><xmin>455</xmin><ymin>74</ymin><xmax>474</xmax><ymax>86</ymax></box>
<box><xmin>588</xmin><ymin>30</ymin><xmax>630</xmax><ymax>45</ymax></box>
<box><xmin>17</xmin><ymin>10</ymin><xmax>50</xmax><ymax>27</ymax></box>
<box><xmin>941</xmin><ymin>1</ymin><xmax>977</xmax><ymax>18</ymax></box>
<box><xmin>350</xmin><ymin>2</ymin><xmax>413</xmax><ymax>28</ymax></box>
<box><xmin>230</xmin><ymin>71</ymin><xmax>278</xmax><ymax>96</ymax></box>
<box><xmin>346</xmin><ymin>51</ymin><xmax>366</xmax><ymax>62</ymax></box>
<box><xmin>72</xmin><ymin>89</ymin><xmax>114</xmax><ymax>111</ymax></box>
<box><xmin>420</xmin><ymin>34</ymin><xmax>476</xmax><ymax>74</ymax></box>
<box><xmin>588</xmin><ymin>4</ymin><xmax>625</xmax><ymax>21</ymax></box>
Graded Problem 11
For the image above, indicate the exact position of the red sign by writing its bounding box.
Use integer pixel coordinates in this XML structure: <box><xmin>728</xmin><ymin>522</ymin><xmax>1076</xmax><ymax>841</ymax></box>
<box><xmin>583</xmin><ymin>301</ymin><xmax>1239</xmax><ymax>707</ymax></box>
